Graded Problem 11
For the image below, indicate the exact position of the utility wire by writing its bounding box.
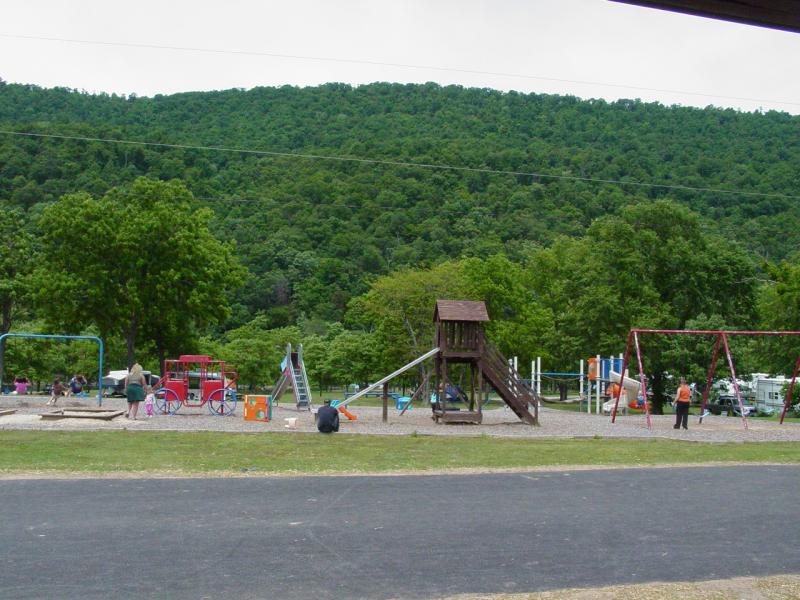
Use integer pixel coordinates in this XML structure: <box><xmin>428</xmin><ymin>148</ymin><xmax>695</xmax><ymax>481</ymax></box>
<box><xmin>1</xmin><ymin>129</ymin><xmax>797</xmax><ymax>201</ymax></box>
<box><xmin>1</xmin><ymin>32</ymin><xmax>798</xmax><ymax>109</ymax></box>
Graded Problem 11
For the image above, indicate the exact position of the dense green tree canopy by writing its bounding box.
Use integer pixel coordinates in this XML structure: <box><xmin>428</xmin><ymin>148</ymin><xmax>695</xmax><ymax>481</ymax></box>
<box><xmin>0</xmin><ymin>208</ymin><xmax>34</xmax><ymax>333</ymax></box>
<box><xmin>1</xmin><ymin>82</ymin><xmax>798</xmax><ymax>327</ymax></box>
<box><xmin>33</xmin><ymin>177</ymin><xmax>244</xmax><ymax>367</ymax></box>
<box><xmin>528</xmin><ymin>201</ymin><xmax>758</xmax><ymax>410</ymax></box>
<box><xmin>0</xmin><ymin>81</ymin><xmax>797</xmax><ymax>391</ymax></box>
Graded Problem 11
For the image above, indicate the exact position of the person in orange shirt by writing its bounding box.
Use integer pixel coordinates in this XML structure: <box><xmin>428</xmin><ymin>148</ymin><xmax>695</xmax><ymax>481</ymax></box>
<box><xmin>673</xmin><ymin>377</ymin><xmax>692</xmax><ymax>430</ymax></box>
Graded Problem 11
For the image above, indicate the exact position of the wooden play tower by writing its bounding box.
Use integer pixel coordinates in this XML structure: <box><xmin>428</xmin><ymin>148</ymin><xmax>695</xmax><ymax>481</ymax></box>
<box><xmin>432</xmin><ymin>300</ymin><xmax>539</xmax><ymax>425</ymax></box>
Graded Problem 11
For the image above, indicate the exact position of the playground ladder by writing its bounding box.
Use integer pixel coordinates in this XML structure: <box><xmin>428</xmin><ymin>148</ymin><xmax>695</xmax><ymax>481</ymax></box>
<box><xmin>292</xmin><ymin>366</ymin><xmax>311</xmax><ymax>409</ymax></box>
<box><xmin>478</xmin><ymin>345</ymin><xmax>538</xmax><ymax>425</ymax></box>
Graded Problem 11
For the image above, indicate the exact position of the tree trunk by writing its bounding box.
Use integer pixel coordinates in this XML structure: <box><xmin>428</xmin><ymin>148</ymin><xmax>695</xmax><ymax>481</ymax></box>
<box><xmin>403</xmin><ymin>314</ymin><xmax>428</xmax><ymax>384</ymax></box>
<box><xmin>157</xmin><ymin>342</ymin><xmax>166</xmax><ymax>377</ymax></box>
<box><xmin>650</xmin><ymin>372</ymin><xmax>665</xmax><ymax>414</ymax></box>
<box><xmin>126</xmin><ymin>315</ymin><xmax>138</xmax><ymax>368</ymax></box>
<box><xmin>1</xmin><ymin>298</ymin><xmax>11</xmax><ymax>334</ymax></box>
<box><xmin>0</xmin><ymin>298</ymin><xmax>10</xmax><ymax>385</ymax></box>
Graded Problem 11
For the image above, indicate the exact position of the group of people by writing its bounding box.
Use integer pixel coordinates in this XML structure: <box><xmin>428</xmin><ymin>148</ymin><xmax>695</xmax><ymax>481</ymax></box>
<box><xmin>4</xmin><ymin>363</ymin><xmax>159</xmax><ymax>420</ymax></box>
<box><xmin>123</xmin><ymin>363</ymin><xmax>155</xmax><ymax>419</ymax></box>
<box><xmin>46</xmin><ymin>374</ymin><xmax>88</xmax><ymax>406</ymax></box>
<box><xmin>11</xmin><ymin>367</ymin><xmax>694</xmax><ymax>432</ymax></box>
<box><xmin>11</xmin><ymin>373</ymin><xmax>87</xmax><ymax>404</ymax></box>
<box><xmin>13</xmin><ymin>374</ymin><xmax>88</xmax><ymax>400</ymax></box>
<box><xmin>47</xmin><ymin>363</ymin><xmax>155</xmax><ymax>418</ymax></box>
<box><xmin>10</xmin><ymin>367</ymin><xmax>155</xmax><ymax>419</ymax></box>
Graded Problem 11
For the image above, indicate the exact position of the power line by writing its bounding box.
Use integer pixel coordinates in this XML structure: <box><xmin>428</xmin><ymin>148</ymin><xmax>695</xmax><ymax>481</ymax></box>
<box><xmin>1</xmin><ymin>32</ymin><xmax>798</xmax><ymax>109</ymax></box>
<box><xmin>1</xmin><ymin>129</ymin><xmax>797</xmax><ymax>201</ymax></box>
<box><xmin>194</xmin><ymin>191</ymin><xmax>485</xmax><ymax>216</ymax></box>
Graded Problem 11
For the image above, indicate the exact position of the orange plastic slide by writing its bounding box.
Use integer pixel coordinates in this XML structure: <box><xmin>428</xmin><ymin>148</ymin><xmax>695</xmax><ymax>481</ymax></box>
<box><xmin>338</xmin><ymin>406</ymin><xmax>357</xmax><ymax>421</ymax></box>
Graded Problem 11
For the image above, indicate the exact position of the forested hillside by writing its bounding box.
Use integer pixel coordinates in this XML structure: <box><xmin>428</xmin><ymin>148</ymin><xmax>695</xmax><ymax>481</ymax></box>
<box><xmin>1</xmin><ymin>80</ymin><xmax>799</xmax><ymax>399</ymax></box>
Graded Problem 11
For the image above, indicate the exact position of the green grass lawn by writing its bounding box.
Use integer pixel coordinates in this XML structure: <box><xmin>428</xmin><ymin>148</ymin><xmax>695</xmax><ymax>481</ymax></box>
<box><xmin>1</xmin><ymin>430</ymin><xmax>799</xmax><ymax>476</ymax></box>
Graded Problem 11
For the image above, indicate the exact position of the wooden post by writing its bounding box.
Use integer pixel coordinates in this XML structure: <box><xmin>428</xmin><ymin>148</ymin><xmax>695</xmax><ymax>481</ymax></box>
<box><xmin>478</xmin><ymin>362</ymin><xmax>484</xmax><ymax>412</ymax></box>
<box><xmin>469</xmin><ymin>362</ymin><xmax>476</xmax><ymax>411</ymax></box>
<box><xmin>382</xmin><ymin>382</ymin><xmax>389</xmax><ymax>423</ymax></box>
<box><xmin>441</xmin><ymin>356</ymin><xmax>448</xmax><ymax>414</ymax></box>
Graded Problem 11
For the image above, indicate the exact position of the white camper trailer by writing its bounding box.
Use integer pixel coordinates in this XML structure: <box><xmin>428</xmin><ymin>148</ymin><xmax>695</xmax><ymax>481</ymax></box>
<box><xmin>752</xmin><ymin>375</ymin><xmax>787</xmax><ymax>412</ymax></box>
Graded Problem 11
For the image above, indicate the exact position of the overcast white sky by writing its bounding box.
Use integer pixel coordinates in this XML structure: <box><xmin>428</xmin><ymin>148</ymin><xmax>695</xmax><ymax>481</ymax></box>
<box><xmin>1</xmin><ymin>0</ymin><xmax>799</xmax><ymax>114</ymax></box>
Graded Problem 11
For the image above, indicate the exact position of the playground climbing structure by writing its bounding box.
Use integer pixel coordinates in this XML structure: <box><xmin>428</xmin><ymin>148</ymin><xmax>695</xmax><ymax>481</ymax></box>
<box><xmin>432</xmin><ymin>300</ymin><xmax>538</xmax><ymax>425</ymax></box>
<box><xmin>336</xmin><ymin>300</ymin><xmax>539</xmax><ymax>426</ymax></box>
<box><xmin>271</xmin><ymin>344</ymin><xmax>313</xmax><ymax>410</ymax></box>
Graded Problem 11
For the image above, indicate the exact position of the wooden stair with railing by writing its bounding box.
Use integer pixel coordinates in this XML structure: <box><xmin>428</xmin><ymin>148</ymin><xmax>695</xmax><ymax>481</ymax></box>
<box><xmin>478</xmin><ymin>344</ymin><xmax>539</xmax><ymax>425</ymax></box>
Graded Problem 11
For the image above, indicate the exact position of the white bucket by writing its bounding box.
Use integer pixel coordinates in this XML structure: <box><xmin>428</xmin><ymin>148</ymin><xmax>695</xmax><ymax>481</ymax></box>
<box><xmin>284</xmin><ymin>417</ymin><xmax>298</xmax><ymax>429</ymax></box>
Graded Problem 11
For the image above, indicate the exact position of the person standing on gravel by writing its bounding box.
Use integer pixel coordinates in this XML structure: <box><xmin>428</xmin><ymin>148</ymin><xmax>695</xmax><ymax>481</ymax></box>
<box><xmin>673</xmin><ymin>377</ymin><xmax>691</xmax><ymax>430</ymax></box>
<box><xmin>124</xmin><ymin>363</ymin><xmax>147</xmax><ymax>420</ymax></box>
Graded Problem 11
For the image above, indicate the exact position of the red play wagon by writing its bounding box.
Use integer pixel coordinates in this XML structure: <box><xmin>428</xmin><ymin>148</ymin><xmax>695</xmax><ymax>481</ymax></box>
<box><xmin>156</xmin><ymin>355</ymin><xmax>238</xmax><ymax>416</ymax></box>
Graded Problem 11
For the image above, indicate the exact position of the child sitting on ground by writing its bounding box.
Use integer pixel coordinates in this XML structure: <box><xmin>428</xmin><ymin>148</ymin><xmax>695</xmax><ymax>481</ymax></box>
<box><xmin>144</xmin><ymin>386</ymin><xmax>155</xmax><ymax>417</ymax></box>
<box><xmin>47</xmin><ymin>378</ymin><xmax>67</xmax><ymax>406</ymax></box>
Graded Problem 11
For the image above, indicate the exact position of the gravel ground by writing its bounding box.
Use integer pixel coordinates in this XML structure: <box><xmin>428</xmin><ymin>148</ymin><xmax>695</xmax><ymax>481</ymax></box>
<box><xmin>2</xmin><ymin>393</ymin><xmax>800</xmax><ymax>442</ymax></box>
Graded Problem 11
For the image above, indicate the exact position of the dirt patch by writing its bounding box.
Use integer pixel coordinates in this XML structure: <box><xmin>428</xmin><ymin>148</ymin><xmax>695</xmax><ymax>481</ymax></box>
<box><xmin>0</xmin><ymin>461</ymin><xmax>792</xmax><ymax>481</ymax></box>
<box><xmin>435</xmin><ymin>574</ymin><xmax>800</xmax><ymax>600</ymax></box>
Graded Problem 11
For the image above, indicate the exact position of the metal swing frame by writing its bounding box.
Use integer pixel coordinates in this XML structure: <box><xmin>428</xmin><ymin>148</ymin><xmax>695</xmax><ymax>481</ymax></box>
<box><xmin>610</xmin><ymin>329</ymin><xmax>800</xmax><ymax>430</ymax></box>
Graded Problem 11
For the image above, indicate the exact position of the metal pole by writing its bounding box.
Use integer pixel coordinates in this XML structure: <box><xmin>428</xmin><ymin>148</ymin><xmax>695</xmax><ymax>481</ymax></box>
<box><xmin>97</xmin><ymin>337</ymin><xmax>104</xmax><ymax>407</ymax></box>
<box><xmin>698</xmin><ymin>335</ymin><xmax>721</xmax><ymax>424</ymax></box>
<box><xmin>720</xmin><ymin>333</ymin><xmax>748</xmax><ymax>430</ymax></box>
<box><xmin>536</xmin><ymin>356</ymin><xmax>542</xmax><ymax>398</ymax></box>
<box><xmin>0</xmin><ymin>337</ymin><xmax>5</xmax><ymax>393</ymax></box>
<box><xmin>595</xmin><ymin>354</ymin><xmax>601</xmax><ymax>414</ymax></box>
<box><xmin>630</xmin><ymin>329</ymin><xmax>800</xmax><ymax>337</ymax></box>
<box><xmin>779</xmin><ymin>354</ymin><xmax>800</xmax><ymax>424</ymax></box>
<box><xmin>612</xmin><ymin>331</ymin><xmax>633</xmax><ymax>423</ymax></box>
<box><xmin>531</xmin><ymin>359</ymin><xmax>535</xmax><ymax>391</ymax></box>
<box><xmin>579</xmin><ymin>359</ymin><xmax>584</xmax><ymax>413</ymax></box>
<box><xmin>633</xmin><ymin>332</ymin><xmax>652</xmax><ymax>430</ymax></box>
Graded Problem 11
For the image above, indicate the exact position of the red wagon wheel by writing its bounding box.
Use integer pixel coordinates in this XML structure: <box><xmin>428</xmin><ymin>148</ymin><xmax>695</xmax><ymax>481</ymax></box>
<box><xmin>208</xmin><ymin>387</ymin><xmax>237</xmax><ymax>416</ymax></box>
<box><xmin>155</xmin><ymin>388</ymin><xmax>182</xmax><ymax>415</ymax></box>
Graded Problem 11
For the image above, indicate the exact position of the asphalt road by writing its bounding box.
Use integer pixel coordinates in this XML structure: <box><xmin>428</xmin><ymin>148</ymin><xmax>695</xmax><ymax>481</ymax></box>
<box><xmin>1</xmin><ymin>466</ymin><xmax>798</xmax><ymax>599</ymax></box>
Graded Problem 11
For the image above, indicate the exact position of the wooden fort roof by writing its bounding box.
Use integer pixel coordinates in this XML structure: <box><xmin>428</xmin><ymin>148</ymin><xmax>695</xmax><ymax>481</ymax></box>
<box><xmin>434</xmin><ymin>300</ymin><xmax>490</xmax><ymax>322</ymax></box>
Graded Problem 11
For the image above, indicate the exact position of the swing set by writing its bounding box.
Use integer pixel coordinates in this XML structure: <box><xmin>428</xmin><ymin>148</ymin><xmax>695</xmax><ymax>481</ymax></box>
<box><xmin>0</xmin><ymin>333</ymin><xmax>104</xmax><ymax>406</ymax></box>
<box><xmin>610</xmin><ymin>329</ymin><xmax>800</xmax><ymax>430</ymax></box>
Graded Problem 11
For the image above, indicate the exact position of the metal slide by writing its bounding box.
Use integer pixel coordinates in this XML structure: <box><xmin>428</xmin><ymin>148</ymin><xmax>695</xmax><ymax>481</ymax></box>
<box><xmin>270</xmin><ymin>344</ymin><xmax>313</xmax><ymax>410</ymax></box>
<box><xmin>335</xmin><ymin>347</ymin><xmax>441</xmax><ymax>409</ymax></box>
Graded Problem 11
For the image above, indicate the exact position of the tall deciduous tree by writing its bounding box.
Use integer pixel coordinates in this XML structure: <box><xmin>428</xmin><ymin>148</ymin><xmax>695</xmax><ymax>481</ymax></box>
<box><xmin>348</xmin><ymin>256</ymin><xmax>552</xmax><ymax>374</ymax></box>
<box><xmin>34</xmin><ymin>178</ymin><xmax>244</xmax><ymax>367</ymax></box>
<box><xmin>0</xmin><ymin>207</ymin><xmax>34</xmax><ymax>333</ymax></box>
<box><xmin>0</xmin><ymin>208</ymin><xmax>36</xmax><ymax>384</ymax></box>
<box><xmin>529</xmin><ymin>200</ymin><xmax>757</xmax><ymax>411</ymax></box>
<box><xmin>757</xmin><ymin>260</ymin><xmax>800</xmax><ymax>374</ymax></box>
